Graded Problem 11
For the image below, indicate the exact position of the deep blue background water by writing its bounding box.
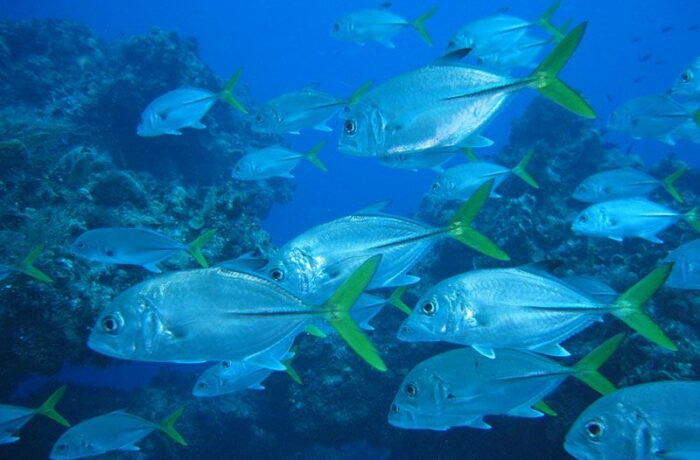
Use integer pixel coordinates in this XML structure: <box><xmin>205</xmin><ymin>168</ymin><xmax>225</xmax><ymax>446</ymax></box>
<box><xmin>4</xmin><ymin>0</ymin><xmax>700</xmax><ymax>245</ymax></box>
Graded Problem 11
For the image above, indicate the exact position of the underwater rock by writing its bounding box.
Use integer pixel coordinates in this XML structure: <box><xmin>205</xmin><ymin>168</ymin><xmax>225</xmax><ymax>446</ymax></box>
<box><xmin>89</xmin><ymin>170</ymin><xmax>148</xmax><ymax>208</ymax></box>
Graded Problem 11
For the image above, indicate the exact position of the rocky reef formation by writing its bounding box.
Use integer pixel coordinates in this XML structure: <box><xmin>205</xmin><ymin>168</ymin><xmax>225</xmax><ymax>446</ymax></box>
<box><xmin>0</xmin><ymin>19</ymin><xmax>292</xmax><ymax>397</ymax></box>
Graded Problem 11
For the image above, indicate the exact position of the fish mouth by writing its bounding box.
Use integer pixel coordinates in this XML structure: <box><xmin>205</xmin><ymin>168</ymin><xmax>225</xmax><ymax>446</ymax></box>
<box><xmin>87</xmin><ymin>333</ymin><xmax>125</xmax><ymax>359</ymax></box>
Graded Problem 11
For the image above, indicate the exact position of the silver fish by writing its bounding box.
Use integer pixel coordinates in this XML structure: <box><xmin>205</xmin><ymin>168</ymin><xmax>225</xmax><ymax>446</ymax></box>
<box><xmin>389</xmin><ymin>334</ymin><xmax>622</xmax><ymax>431</ymax></box>
<box><xmin>397</xmin><ymin>264</ymin><xmax>674</xmax><ymax>357</ymax></box>
<box><xmin>331</xmin><ymin>5</ymin><xmax>437</xmax><ymax>48</ymax></box>
<box><xmin>50</xmin><ymin>408</ymin><xmax>186</xmax><ymax>459</ymax></box>
<box><xmin>565</xmin><ymin>381</ymin><xmax>700</xmax><ymax>460</ymax></box>
<box><xmin>472</xmin><ymin>34</ymin><xmax>550</xmax><ymax>72</ymax></box>
<box><xmin>193</xmin><ymin>333</ymin><xmax>296</xmax><ymax>397</ymax></box>
<box><xmin>340</xmin><ymin>23</ymin><xmax>595</xmax><ymax>157</ymax></box>
<box><xmin>444</xmin><ymin>1</ymin><xmax>562</xmax><ymax>57</ymax></box>
<box><xmin>671</xmin><ymin>56</ymin><xmax>700</xmax><ymax>99</ymax></box>
<box><xmin>571</xmin><ymin>198</ymin><xmax>700</xmax><ymax>243</ymax></box>
<box><xmin>0</xmin><ymin>245</ymin><xmax>52</xmax><ymax>283</ymax></box>
<box><xmin>573</xmin><ymin>167</ymin><xmax>687</xmax><ymax>203</ymax></box>
<box><xmin>231</xmin><ymin>142</ymin><xmax>327</xmax><ymax>180</ymax></box>
<box><xmin>563</xmin><ymin>276</ymin><xmax>618</xmax><ymax>304</ymax></box>
<box><xmin>665</xmin><ymin>239</ymin><xmax>700</xmax><ymax>290</ymax></box>
<box><xmin>428</xmin><ymin>149</ymin><xmax>538</xmax><ymax>201</ymax></box>
<box><xmin>137</xmin><ymin>70</ymin><xmax>246</xmax><ymax>137</ymax></box>
<box><xmin>0</xmin><ymin>386</ymin><xmax>69</xmax><ymax>445</ymax></box>
<box><xmin>262</xmin><ymin>180</ymin><xmax>508</xmax><ymax>304</ymax></box>
<box><xmin>88</xmin><ymin>256</ymin><xmax>387</xmax><ymax>371</ymax></box>
<box><xmin>608</xmin><ymin>95</ymin><xmax>699</xmax><ymax>145</ymax></box>
<box><xmin>251</xmin><ymin>82</ymin><xmax>371</xmax><ymax>135</ymax></box>
<box><xmin>70</xmin><ymin>228</ymin><xmax>215</xmax><ymax>272</ymax></box>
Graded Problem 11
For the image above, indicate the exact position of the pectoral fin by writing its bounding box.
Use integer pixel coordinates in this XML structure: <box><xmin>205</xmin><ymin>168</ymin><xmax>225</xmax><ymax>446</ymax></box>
<box><xmin>246</xmin><ymin>355</ymin><xmax>286</xmax><ymax>371</ymax></box>
<box><xmin>530</xmin><ymin>342</ymin><xmax>571</xmax><ymax>357</ymax></box>
<box><xmin>472</xmin><ymin>345</ymin><xmax>496</xmax><ymax>359</ymax></box>
<box><xmin>507</xmin><ymin>405</ymin><xmax>546</xmax><ymax>418</ymax></box>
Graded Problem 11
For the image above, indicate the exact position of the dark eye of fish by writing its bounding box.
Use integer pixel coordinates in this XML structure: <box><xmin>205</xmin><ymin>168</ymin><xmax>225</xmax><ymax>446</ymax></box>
<box><xmin>447</xmin><ymin>40</ymin><xmax>455</xmax><ymax>48</ymax></box>
<box><xmin>221</xmin><ymin>360</ymin><xmax>231</xmax><ymax>369</ymax></box>
<box><xmin>579</xmin><ymin>214</ymin><xmax>588</xmax><ymax>223</ymax></box>
<box><xmin>390</xmin><ymin>404</ymin><xmax>400</xmax><ymax>414</ymax></box>
<box><xmin>78</xmin><ymin>241</ymin><xmax>86</xmax><ymax>249</ymax></box>
<box><xmin>270</xmin><ymin>268</ymin><xmax>284</xmax><ymax>281</ymax></box>
<box><xmin>631</xmin><ymin>118</ymin><xmax>639</xmax><ymax>126</ymax></box>
<box><xmin>405</xmin><ymin>383</ymin><xmax>418</xmax><ymax>397</ymax></box>
<box><xmin>255</xmin><ymin>114</ymin><xmax>263</xmax><ymax>123</ymax></box>
<box><xmin>104</xmin><ymin>249</ymin><xmax>114</xmax><ymax>257</ymax></box>
<box><xmin>344</xmin><ymin>119</ymin><xmax>357</xmax><ymax>135</ymax></box>
<box><xmin>585</xmin><ymin>419</ymin><xmax>606</xmax><ymax>439</ymax></box>
<box><xmin>333</xmin><ymin>23</ymin><xmax>340</xmax><ymax>31</ymax></box>
<box><xmin>102</xmin><ymin>315</ymin><xmax>120</xmax><ymax>334</ymax></box>
<box><xmin>422</xmin><ymin>301</ymin><xmax>436</xmax><ymax>316</ymax></box>
<box><xmin>431</xmin><ymin>182</ymin><xmax>440</xmax><ymax>191</ymax></box>
<box><xmin>681</xmin><ymin>72</ymin><xmax>691</xmax><ymax>82</ymax></box>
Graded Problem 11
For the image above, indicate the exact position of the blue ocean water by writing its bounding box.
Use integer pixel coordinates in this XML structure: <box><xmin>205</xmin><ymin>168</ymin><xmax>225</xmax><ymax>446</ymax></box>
<box><xmin>1</xmin><ymin>1</ymin><xmax>700</xmax><ymax>459</ymax></box>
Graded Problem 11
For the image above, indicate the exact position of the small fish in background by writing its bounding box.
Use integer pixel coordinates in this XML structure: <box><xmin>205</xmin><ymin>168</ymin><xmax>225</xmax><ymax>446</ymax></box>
<box><xmin>689</xmin><ymin>24</ymin><xmax>700</xmax><ymax>31</ymax></box>
<box><xmin>331</xmin><ymin>4</ymin><xmax>438</xmax><ymax>48</ymax></box>
<box><xmin>137</xmin><ymin>69</ymin><xmax>247</xmax><ymax>137</ymax></box>
<box><xmin>389</xmin><ymin>334</ymin><xmax>623</xmax><ymax>431</ymax></box>
<box><xmin>428</xmin><ymin>149</ymin><xmax>539</xmax><ymax>202</ymax></box>
<box><xmin>630</xmin><ymin>36</ymin><xmax>642</xmax><ymax>43</ymax></box>
<box><xmin>633</xmin><ymin>75</ymin><xmax>646</xmax><ymax>84</ymax></box>
<box><xmin>231</xmin><ymin>141</ymin><xmax>327</xmax><ymax>180</ymax></box>
<box><xmin>608</xmin><ymin>94</ymin><xmax>700</xmax><ymax>145</ymax></box>
<box><xmin>0</xmin><ymin>245</ymin><xmax>52</xmax><ymax>283</ymax></box>
<box><xmin>572</xmin><ymin>198</ymin><xmax>700</xmax><ymax>243</ymax></box>
<box><xmin>70</xmin><ymin>228</ymin><xmax>216</xmax><ymax>272</ymax></box>
<box><xmin>50</xmin><ymin>408</ymin><xmax>186</xmax><ymax>459</ymax></box>
<box><xmin>0</xmin><ymin>386</ymin><xmax>69</xmax><ymax>445</ymax></box>
<box><xmin>472</xmin><ymin>34</ymin><xmax>552</xmax><ymax>71</ymax></box>
<box><xmin>193</xmin><ymin>341</ymin><xmax>301</xmax><ymax>397</ymax></box>
<box><xmin>664</xmin><ymin>238</ymin><xmax>700</xmax><ymax>290</ymax></box>
<box><xmin>638</xmin><ymin>52</ymin><xmax>653</xmax><ymax>63</ymax></box>
<box><xmin>397</xmin><ymin>263</ymin><xmax>675</xmax><ymax>357</ymax></box>
<box><xmin>250</xmin><ymin>81</ymin><xmax>372</xmax><ymax>135</ymax></box>
<box><xmin>565</xmin><ymin>381</ymin><xmax>700</xmax><ymax>459</ymax></box>
<box><xmin>655</xmin><ymin>59</ymin><xmax>665</xmax><ymax>66</ymax></box>
<box><xmin>671</xmin><ymin>56</ymin><xmax>700</xmax><ymax>99</ymax></box>
<box><xmin>661</xmin><ymin>25</ymin><xmax>674</xmax><ymax>33</ymax></box>
<box><xmin>444</xmin><ymin>0</ymin><xmax>563</xmax><ymax>58</ymax></box>
<box><xmin>572</xmin><ymin>166</ymin><xmax>687</xmax><ymax>203</ymax></box>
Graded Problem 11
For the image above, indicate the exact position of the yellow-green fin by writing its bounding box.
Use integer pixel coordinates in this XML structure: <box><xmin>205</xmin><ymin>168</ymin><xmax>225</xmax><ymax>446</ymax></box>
<box><xmin>36</xmin><ymin>385</ymin><xmax>70</xmax><ymax>427</ymax></box>
<box><xmin>158</xmin><ymin>407</ymin><xmax>187</xmax><ymax>446</ymax></box>
<box><xmin>187</xmin><ymin>229</ymin><xmax>216</xmax><ymax>268</ymax></box>
<box><xmin>537</xmin><ymin>0</ymin><xmax>564</xmax><ymax>40</ymax></box>
<box><xmin>411</xmin><ymin>5</ymin><xmax>438</xmax><ymax>46</ymax></box>
<box><xmin>533</xmin><ymin>400</ymin><xmax>557</xmax><ymax>417</ymax></box>
<box><xmin>305</xmin><ymin>325</ymin><xmax>327</xmax><ymax>338</ymax></box>
<box><xmin>511</xmin><ymin>149</ymin><xmax>539</xmax><ymax>189</ymax></box>
<box><xmin>16</xmin><ymin>245</ymin><xmax>53</xmax><ymax>283</ymax></box>
<box><xmin>282</xmin><ymin>347</ymin><xmax>302</xmax><ymax>385</ymax></box>
<box><xmin>219</xmin><ymin>68</ymin><xmax>247</xmax><ymax>114</ymax></box>
<box><xmin>447</xmin><ymin>179</ymin><xmax>510</xmax><ymax>261</ymax></box>
<box><xmin>461</xmin><ymin>148</ymin><xmax>478</xmax><ymax>161</ymax></box>
<box><xmin>388</xmin><ymin>286</ymin><xmax>412</xmax><ymax>315</ymax></box>
<box><xmin>531</xmin><ymin>22</ymin><xmax>596</xmax><ymax>119</ymax></box>
<box><xmin>661</xmin><ymin>166</ymin><xmax>687</xmax><ymax>203</ymax></box>
<box><xmin>322</xmin><ymin>255</ymin><xmax>387</xmax><ymax>371</ymax></box>
<box><xmin>571</xmin><ymin>333</ymin><xmax>624</xmax><ymax>395</ymax></box>
<box><xmin>685</xmin><ymin>207</ymin><xmax>700</xmax><ymax>232</ymax></box>
<box><xmin>611</xmin><ymin>264</ymin><xmax>676</xmax><ymax>351</ymax></box>
<box><xmin>304</xmin><ymin>141</ymin><xmax>327</xmax><ymax>173</ymax></box>
<box><xmin>345</xmin><ymin>80</ymin><xmax>373</xmax><ymax>105</ymax></box>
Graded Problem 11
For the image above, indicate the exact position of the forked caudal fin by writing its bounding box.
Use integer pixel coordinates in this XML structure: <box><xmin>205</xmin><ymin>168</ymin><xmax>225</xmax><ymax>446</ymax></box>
<box><xmin>571</xmin><ymin>333</ymin><xmax>625</xmax><ymax>395</ymax></box>
<box><xmin>218</xmin><ymin>68</ymin><xmax>247</xmax><ymax>114</ymax></box>
<box><xmin>36</xmin><ymin>385</ymin><xmax>70</xmax><ymax>427</ymax></box>
<box><xmin>530</xmin><ymin>22</ymin><xmax>596</xmax><ymax>119</ymax></box>
<box><xmin>16</xmin><ymin>245</ymin><xmax>53</xmax><ymax>283</ymax></box>
<box><xmin>447</xmin><ymin>179</ymin><xmax>510</xmax><ymax>261</ymax></box>
<box><xmin>304</xmin><ymin>141</ymin><xmax>328</xmax><ymax>172</ymax></box>
<box><xmin>684</xmin><ymin>207</ymin><xmax>700</xmax><ymax>232</ymax></box>
<box><xmin>511</xmin><ymin>149</ymin><xmax>539</xmax><ymax>189</ymax></box>
<box><xmin>321</xmin><ymin>255</ymin><xmax>387</xmax><ymax>371</ymax></box>
<box><xmin>388</xmin><ymin>286</ymin><xmax>412</xmax><ymax>314</ymax></box>
<box><xmin>158</xmin><ymin>407</ymin><xmax>188</xmax><ymax>446</ymax></box>
<box><xmin>661</xmin><ymin>166</ymin><xmax>687</xmax><ymax>203</ymax></box>
<box><xmin>537</xmin><ymin>0</ymin><xmax>564</xmax><ymax>40</ymax></box>
<box><xmin>187</xmin><ymin>229</ymin><xmax>217</xmax><ymax>268</ymax></box>
<box><xmin>610</xmin><ymin>264</ymin><xmax>676</xmax><ymax>351</ymax></box>
<box><xmin>411</xmin><ymin>6</ymin><xmax>439</xmax><ymax>46</ymax></box>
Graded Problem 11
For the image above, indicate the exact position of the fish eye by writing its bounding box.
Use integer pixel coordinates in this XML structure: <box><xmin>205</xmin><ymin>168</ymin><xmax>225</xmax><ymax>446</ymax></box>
<box><xmin>421</xmin><ymin>301</ymin><xmax>436</xmax><ymax>316</ymax></box>
<box><xmin>579</xmin><ymin>214</ymin><xmax>589</xmax><ymax>223</ymax></box>
<box><xmin>585</xmin><ymin>419</ymin><xmax>606</xmax><ymax>440</ymax></box>
<box><xmin>77</xmin><ymin>241</ymin><xmax>86</xmax><ymax>249</ymax></box>
<box><xmin>431</xmin><ymin>182</ymin><xmax>440</xmax><ymax>191</ymax></box>
<box><xmin>333</xmin><ymin>23</ymin><xmax>340</xmax><ymax>31</ymax></box>
<box><xmin>344</xmin><ymin>119</ymin><xmax>357</xmax><ymax>135</ymax></box>
<box><xmin>221</xmin><ymin>360</ymin><xmax>231</xmax><ymax>369</ymax></box>
<box><xmin>270</xmin><ymin>268</ymin><xmax>285</xmax><ymax>281</ymax></box>
<box><xmin>631</xmin><ymin>117</ymin><xmax>640</xmax><ymax>127</ymax></box>
<box><xmin>404</xmin><ymin>382</ymin><xmax>418</xmax><ymax>398</ymax></box>
<box><xmin>197</xmin><ymin>382</ymin><xmax>206</xmax><ymax>389</ymax></box>
<box><xmin>390</xmin><ymin>403</ymin><xmax>400</xmax><ymax>414</ymax></box>
<box><xmin>101</xmin><ymin>314</ymin><xmax>122</xmax><ymax>334</ymax></box>
<box><xmin>681</xmin><ymin>71</ymin><xmax>691</xmax><ymax>83</ymax></box>
<box><xmin>255</xmin><ymin>114</ymin><xmax>264</xmax><ymax>123</ymax></box>
<box><xmin>448</xmin><ymin>40</ymin><xmax>455</xmax><ymax>48</ymax></box>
